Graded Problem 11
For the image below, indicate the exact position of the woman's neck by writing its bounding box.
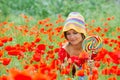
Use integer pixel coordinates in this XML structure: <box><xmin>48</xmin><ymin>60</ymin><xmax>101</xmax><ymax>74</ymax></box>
<box><xmin>69</xmin><ymin>42</ymin><xmax>82</xmax><ymax>50</ymax></box>
<box><xmin>66</xmin><ymin>42</ymin><xmax>83</xmax><ymax>56</ymax></box>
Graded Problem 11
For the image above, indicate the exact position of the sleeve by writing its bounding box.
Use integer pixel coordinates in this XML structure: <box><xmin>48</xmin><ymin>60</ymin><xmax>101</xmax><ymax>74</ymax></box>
<box><xmin>58</xmin><ymin>48</ymin><xmax>69</xmax><ymax>62</ymax></box>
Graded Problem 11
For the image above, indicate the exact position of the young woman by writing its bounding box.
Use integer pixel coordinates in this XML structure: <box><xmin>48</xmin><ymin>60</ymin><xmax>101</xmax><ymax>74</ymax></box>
<box><xmin>58</xmin><ymin>12</ymin><xmax>96</xmax><ymax>80</ymax></box>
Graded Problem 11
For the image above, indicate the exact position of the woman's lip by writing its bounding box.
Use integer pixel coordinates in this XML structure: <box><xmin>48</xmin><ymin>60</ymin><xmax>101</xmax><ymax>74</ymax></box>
<box><xmin>70</xmin><ymin>40</ymin><xmax>76</xmax><ymax>42</ymax></box>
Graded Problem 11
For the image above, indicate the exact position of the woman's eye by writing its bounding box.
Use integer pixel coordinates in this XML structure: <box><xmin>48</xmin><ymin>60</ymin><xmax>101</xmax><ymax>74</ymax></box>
<box><xmin>66</xmin><ymin>33</ymin><xmax>70</xmax><ymax>35</ymax></box>
<box><xmin>73</xmin><ymin>32</ymin><xmax>78</xmax><ymax>34</ymax></box>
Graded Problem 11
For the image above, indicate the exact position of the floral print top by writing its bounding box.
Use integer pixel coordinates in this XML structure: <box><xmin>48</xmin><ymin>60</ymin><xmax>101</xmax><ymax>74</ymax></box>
<box><xmin>58</xmin><ymin>47</ymin><xmax>97</xmax><ymax>67</ymax></box>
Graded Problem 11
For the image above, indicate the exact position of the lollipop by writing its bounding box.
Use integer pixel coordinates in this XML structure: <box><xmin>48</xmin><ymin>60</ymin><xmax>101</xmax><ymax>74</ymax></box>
<box><xmin>82</xmin><ymin>35</ymin><xmax>102</xmax><ymax>54</ymax></box>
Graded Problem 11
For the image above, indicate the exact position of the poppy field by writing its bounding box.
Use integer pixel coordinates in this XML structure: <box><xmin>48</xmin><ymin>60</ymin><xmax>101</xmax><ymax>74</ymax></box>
<box><xmin>0</xmin><ymin>0</ymin><xmax>120</xmax><ymax>80</ymax></box>
<box><xmin>0</xmin><ymin>13</ymin><xmax>120</xmax><ymax>80</ymax></box>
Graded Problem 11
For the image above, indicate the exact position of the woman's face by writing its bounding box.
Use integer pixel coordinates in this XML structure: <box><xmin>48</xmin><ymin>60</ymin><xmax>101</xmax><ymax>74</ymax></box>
<box><xmin>65</xmin><ymin>29</ymin><xmax>83</xmax><ymax>45</ymax></box>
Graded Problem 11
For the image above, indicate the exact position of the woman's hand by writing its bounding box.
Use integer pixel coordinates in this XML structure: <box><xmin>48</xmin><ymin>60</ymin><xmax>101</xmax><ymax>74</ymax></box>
<box><xmin>87</xmin><ymin>59</ymin><xmax>94</xmax><ymax>68</ymax></box>
<box><xmin>87</xmin><ymin>59</ymin><xmax>94</xmax><ymax>74</ymax></box>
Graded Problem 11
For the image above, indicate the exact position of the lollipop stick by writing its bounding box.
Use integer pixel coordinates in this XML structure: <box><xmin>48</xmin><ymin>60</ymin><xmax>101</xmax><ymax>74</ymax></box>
<box><xmin>88</xmin><ymin>52</ymin><xmax>94</xmax><ymax>74</ymax></box>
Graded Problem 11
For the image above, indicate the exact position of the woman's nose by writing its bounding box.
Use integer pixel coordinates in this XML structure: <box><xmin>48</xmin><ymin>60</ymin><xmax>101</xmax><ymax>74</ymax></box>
<box><xmin>69</xmin><ymin>34</ymin><xmax>75</xmax><ymax>39</ymax></box>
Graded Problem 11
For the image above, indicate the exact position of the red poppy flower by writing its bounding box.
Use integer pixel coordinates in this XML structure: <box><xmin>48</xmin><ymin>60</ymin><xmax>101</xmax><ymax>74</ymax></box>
<box><xmin>102</xmin><ymin>68</ymin><xmax>111</xmax><ymax>75</ymax></box>
<box><xmin>118</xmin><ymin>35</ymin><xmax>120</xmax><ymax>39</ymax></box>
<box><xmin>32</xmin><ymin>52</ymin><xmax>41</xmax><ymax>62</ymax></box>
<box><xmin>107</xmin><ymin>17</ymin><xmax>111</xmax><ymax>21</ymax></box>
<box><xmin>36</xmin><ymin>44</ymin><xmax>46</xmax><ymax>51</ymax></box>
<box><xmin>1</xmin><ymin>37</ymin><xmax>8</xmax><ymax>43</ymax></box>
<box><xmin>8</xmin><ymin>37</ymin><xmax>13</xmax><ymax>41</ymax></box>
<box><xmin>61</xmin><ymin>66</ymin><xmax>71</xmax><ymax>75</ymax></box>
<box><xmin>2</xmin><ymin>58</ymin><xmax>11</xmax><ymax>66</ymax></box>
<box><xmin>34</xmin><ymin>37</ymin><xmax>41</xmax><ymax>43</ymax></box>
<box><xmin>95</xmin><ymin>27</ymin><xmax>101</xmax><ymax>32</ymax></box>
<box><xmin>54</xmin><ymin>48</ymin><xmax>59</xmax><ymax>53</ymax></box>
<box><xmin>108</xmin><ymin>51</ymin><xmax>120</xmax><ymax>64</ymax></box>
<box><xmin>94</xmin><ymin>48</ymin><xmax>107</xmax><ymax>61</ymax></box>
<box><xmin>75</xmin><ymin>69</ymin><xmax>84</xmax><ymax>77</ymax></box>
<box><xmin>8</xmin><ymin>50</ymin><xmax>23</xmax><ymax>56</ymax></box>
<box><xmin>0</xmin><ymin>50</ymin><xmax>3</xmax><ymax>57</ymax></box>
<box><xmin>0</xmin><ymin>75</ymin><xmax>8</xmax><ymax>80</ymax></box>
<box><xmin>103</xmin><ymin>28</ymin><xmax>109</xmax><ymax>32</ymax></box>
<box><xmin>103</xmin><ymin>38</ymin><xmax>109</xmax><ymax>44</ymax></box>
<box><xmin>109</xmin><ymin>66</ymin><xmax>118</xmax><ymax>74</ymax></box>
<box><xmin>9</xmin><ymin>68</ymin><xmax>32</xmax><ymax>80</ymax></box>
<box><xmin>116</xmin><ymin>68</ymin><xmax>120</xmax><ymax>76</ymax></box>
<box><xmin>92</xmin><ymin>68</ymin><xmax>98</xmax><ymax>75</ymax></box>
<box><xmin>108</xmin><ymin>77</ymin><xmax>117</xmax><ymax>80</ymax></box>
<box><xmin>0</xmin><ymin>41</ymin><xmax>3</xmax><ymax>47</ymax></box>
<box><xmin>94</xmin><ymin>61</ymin><xmax>100</xmax><ymax>68</ymax></box>
<box><xmin>5</xmin><ymin>46</ymin><xmax>16</xmax><ymax>51</ymax></box>
<box><xmin>48</xmin><ymin>45</ymin><xmax>54</xmax><ymax>49</ymax></box>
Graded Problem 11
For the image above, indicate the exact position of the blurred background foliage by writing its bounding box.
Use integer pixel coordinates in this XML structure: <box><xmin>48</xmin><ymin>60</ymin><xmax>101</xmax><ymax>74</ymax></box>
<box><xmin>0</xmin><ymin>0</ymin><xmax>120</xmax><ymax>22</ymax></box>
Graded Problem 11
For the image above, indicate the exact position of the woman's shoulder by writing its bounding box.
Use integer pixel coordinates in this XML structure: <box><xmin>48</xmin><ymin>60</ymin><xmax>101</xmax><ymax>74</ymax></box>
<box><xmin>62</xmin><ymin>42</ymin><xmax>69</xmax><ymax>49</ymax></box>
<box><xmin>58</xmin><ymin>42</ymin><xmax>69</xmax><ymax>51</ymax></box>
<box><xmin>58</xmin><ymin>44</ymin><xmax>68</xmax><ymax>54</ymax></box>
<box><xmin>58</xmin><ymin>42</ymin><xmax>70</xmax><ymax>58</ymax></box>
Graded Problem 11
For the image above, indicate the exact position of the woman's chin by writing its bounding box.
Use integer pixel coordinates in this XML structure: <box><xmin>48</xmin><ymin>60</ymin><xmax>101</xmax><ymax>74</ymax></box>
<box><xmin>70</xmin><ymin>43</ymin><xmax>79</xmax><ymax>46</ymax></box>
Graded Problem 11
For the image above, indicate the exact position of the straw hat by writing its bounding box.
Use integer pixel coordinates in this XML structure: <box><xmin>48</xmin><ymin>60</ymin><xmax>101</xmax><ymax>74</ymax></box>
<box><xmin>63</xmin><ymin>12</ymin><xmax>86</xmax><ymax>36</ymax></box>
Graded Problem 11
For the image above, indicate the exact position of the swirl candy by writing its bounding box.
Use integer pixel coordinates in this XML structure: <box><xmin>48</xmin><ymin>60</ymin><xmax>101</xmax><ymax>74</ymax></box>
<box><xmin>82</xmin><ymin>35</ymin><xmax>102</xmax><ymax>54</ymax></box>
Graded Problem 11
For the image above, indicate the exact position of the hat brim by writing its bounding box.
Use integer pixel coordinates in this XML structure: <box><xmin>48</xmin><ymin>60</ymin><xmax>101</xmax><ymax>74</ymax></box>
<box><xmin>63</xmin><ymin>24</ymin><xmax>86</xmax><ymax>36</ymax></box>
